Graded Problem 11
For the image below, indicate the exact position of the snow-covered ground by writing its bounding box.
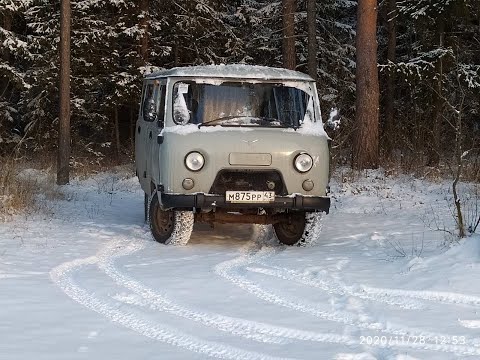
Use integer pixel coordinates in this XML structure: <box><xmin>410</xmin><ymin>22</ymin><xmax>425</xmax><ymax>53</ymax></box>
<box><xmin>1</xmin><ymin>168</ymin><xmax>479</xmax><ymax>360</ymax></box>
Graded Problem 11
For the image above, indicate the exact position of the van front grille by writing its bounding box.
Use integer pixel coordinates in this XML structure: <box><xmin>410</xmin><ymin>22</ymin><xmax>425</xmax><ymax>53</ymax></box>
<box><xmin>209</xmin><ymin>170</ymin><xmax>287</xmax><ymax>196</ymax></box>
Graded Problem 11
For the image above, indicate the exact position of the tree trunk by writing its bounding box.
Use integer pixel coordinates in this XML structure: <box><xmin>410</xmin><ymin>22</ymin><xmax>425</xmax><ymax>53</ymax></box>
<box><xmin>427</xmin><ymin>17</ymin><xmax>445</xmax><ymax>166</ymax></box>
<box><xmin>353</xmin><ymin>0</ymin><xmax>379</xmax><ymax>169</ymax></box>
<box><xmin>139</xmin><ymin>0</ymin><xmax>149</xmax><ymax>64</ymax></box>
<box><xmin>384</xmin><ymin>0</ymin><xmax>396</xmax><ymax>156</ymax></box>
<box><xmin>174</xmin><ymin>35</ymin><xmax>180</xmax><ymax>66</ymax></box>
<box><xmin>57</xmin><ymin>0</ymin><xmax>71</xmax><ymax>185</ymax></box>
<box><xmin>282</xmin><ymin>0</ymin><xmax>296</xmax><ymax>70</ymax></box>
<box><xmin>130</xmin><ymin>107</ymin><xmax>135</xmax><ymax>151</ymax></box>
<box><xmin>452</xmin><ymin>108</ymin><xmax>466</xmax><ymax>238</ymax></box>
<box><xmin>114</xmin><ymin>107</ymin><xmax>121</xmax><ymax>158</ymax></box>
<box><xmin>307</xmin><ymin>0</ymin><xmax>317</xmax><ymax>80</ymax></box>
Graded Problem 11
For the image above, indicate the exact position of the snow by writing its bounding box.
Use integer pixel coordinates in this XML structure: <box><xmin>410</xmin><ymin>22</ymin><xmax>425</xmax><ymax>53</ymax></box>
<box><xmin>146</xmin><ymin>64</ymin><xmax>314</xmax><ymax>82</ymax></box>
<box><xmin>327</xmin><ymin>108</ymin><xmax>341</xmax><ymax>130</ymax></box>
<box><xmin>282</xmin><ymin>119</ymin><xmax>328</xmax><ymax>137</ymax></box>
<box><xmin>1</xmin><ymin>168</ymin><xmax>480</xmax><ymax>359</ymax></box>
<box><xmin>163</xmin><ymin>124</ymin><xmax>255</xmax><ymax>135</ymax></box>
<box><xmin>164</xmin><ymin>121</ymin><xmax>327</xmax><ymax>137</ymax></box>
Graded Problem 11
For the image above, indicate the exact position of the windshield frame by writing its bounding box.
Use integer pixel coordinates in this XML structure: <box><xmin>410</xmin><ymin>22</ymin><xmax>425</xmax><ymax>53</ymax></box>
<box><xmin>169</xmin><ymin>78</ymin><xmax>316</xmax><ymax>129</ymax></box>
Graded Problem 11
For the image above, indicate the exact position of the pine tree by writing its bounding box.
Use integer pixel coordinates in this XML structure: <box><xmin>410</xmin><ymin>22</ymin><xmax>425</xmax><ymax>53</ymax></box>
<box><xmin>307</xmin><ymin>0</ymin><xmax>317</xmax><ymax>80</ymax></box>
<box><xmin>353</xmin><ymin>0</ymin><xmax>379</xmax><ymax>169</ymax></box>
<box><xmin>0</xmin><ymin>1</ymin><xmax>31</xmax><ymax>150</ymax></box>
<box><xmin>282</xmin><ymin>0</ymin><xmax>296</xmax><ymax>70</ymax></box>
<box><xmin>160</xmin><ymin>0</ymin><xmax>241</xmax><ymax>66</ymax></box>
<box><xmin>382</xmin><ymin>0</ymin><xmax>480</xmax><ymax>161</ymax></box>
<box><xmin>0</xmin><ymin>0</ymin><xmax>475</xmax><ymax>168</ymax></box>
<box><xmin>57</xmin><ymin>0</ymin><xmax>71</xmax><ymax>184</ymax></box>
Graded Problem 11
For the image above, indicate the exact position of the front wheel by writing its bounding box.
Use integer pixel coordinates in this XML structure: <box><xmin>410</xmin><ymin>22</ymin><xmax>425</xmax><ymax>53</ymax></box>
<box><xmin>148</xmin><ymin>193</ymin><xmax>194</xmax><ymax>245</ymax></box>
<box><xmin>144</xmin><ymin>193</ymin><xmax>148</xmax><ymax>223</ymax></box>
<box><xmin>273</xmin><ymin>212</ymin><xmax>323</xmax><ymax>246</ymax></box>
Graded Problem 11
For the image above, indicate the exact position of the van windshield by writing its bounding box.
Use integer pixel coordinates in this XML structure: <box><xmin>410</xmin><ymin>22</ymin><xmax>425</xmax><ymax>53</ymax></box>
<box><xmin>172</xmin><ymin>81</ymin><xmax>313</xmax><ymax>128</ymax></box>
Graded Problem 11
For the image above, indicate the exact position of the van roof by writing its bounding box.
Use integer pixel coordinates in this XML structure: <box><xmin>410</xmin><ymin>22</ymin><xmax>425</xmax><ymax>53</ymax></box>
<box><xmin>145</xmin><ymin>64</ymin><xmax>314</xmax><ymax>82</ymax></box>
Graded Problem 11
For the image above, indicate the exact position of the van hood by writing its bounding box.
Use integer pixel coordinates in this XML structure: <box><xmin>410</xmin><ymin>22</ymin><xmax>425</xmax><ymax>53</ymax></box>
<box><xmin>163</xmin><ymin>125</ymin><xmax>326</xmax><ymax>155</ymax></box>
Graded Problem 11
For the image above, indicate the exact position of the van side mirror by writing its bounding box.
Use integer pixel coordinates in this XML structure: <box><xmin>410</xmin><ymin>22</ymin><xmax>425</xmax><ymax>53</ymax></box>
<box><xmin>144</xmin><ymin>99</ymin><xmax>158</xmax><ymax>122</ymax></box>
<box><xmin>173</xmin><ymin>100</ymin><xmax>190</xmax><ymax>125</ymax></box>
<box><xmin>173</xmin><ymin>83</ymin><xmax>191</xmax><ymax>125</ymax></box>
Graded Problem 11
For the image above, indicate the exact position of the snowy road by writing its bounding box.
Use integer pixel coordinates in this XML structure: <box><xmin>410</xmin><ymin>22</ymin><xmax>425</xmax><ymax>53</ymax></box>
<box><xmin>1</xmin><ymin>170</ymin><xmax>480</xmax><ymax>359</ymax></box>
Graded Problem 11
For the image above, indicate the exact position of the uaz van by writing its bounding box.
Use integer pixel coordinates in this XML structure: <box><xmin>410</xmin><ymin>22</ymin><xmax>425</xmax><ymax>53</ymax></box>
<box><xmin>135</xmin><ymin>64</ymin><xmax>330</xmax><ymax>246</ymax></box>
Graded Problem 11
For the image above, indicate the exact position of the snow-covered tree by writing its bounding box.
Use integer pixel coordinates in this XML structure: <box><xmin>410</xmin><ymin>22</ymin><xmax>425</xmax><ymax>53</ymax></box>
<box><xmin>378</xmin><ymin>0</ymin><xmax>480</xmax><ymax>162</ymax></box>
<box><xmin>0</xmin><ymin>0</ymin><xmax>31</xmax><ymax>151</ymax></box>
<box><xmin>235</xmin><ymin>0</ymin><xmax>356</xmax><ymax>115</ymax></box>
<box><xmin>0</xmin><ymin>0</ymin><xmax>476</xmax><ymax>167</ymax></box>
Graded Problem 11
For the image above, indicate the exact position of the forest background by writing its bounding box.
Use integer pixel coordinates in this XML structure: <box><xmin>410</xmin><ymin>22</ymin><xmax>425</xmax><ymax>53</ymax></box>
<box><xmin>0</xmin><ymin>0</ymin><xmax>479</xmax><ymax>175</ymax></box>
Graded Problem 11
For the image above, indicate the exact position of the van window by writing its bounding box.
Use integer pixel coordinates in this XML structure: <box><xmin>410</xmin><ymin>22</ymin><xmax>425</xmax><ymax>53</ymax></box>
<box><xmin>142</xmin><ymin>83</ymin><xmax>160</xmax><ymax>122</ymax></box>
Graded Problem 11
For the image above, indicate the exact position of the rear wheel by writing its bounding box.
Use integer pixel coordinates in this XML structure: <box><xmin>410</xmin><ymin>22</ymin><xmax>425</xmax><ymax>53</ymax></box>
<box><xmin>273</xmin><ymin>212</ymin><xmax>323</xmax><ymax>246</ymax></box>
<box><xmin>148</xmin><ymin>193</ymin><xmax>194</xmax><ymax>245</ymax></box>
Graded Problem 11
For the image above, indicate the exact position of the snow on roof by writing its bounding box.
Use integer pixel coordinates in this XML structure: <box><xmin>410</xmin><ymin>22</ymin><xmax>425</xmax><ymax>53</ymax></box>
<box><xmin>145</xmin><ymin>64</ymin><xmax>314</xmax><ymax>82</ymax></box>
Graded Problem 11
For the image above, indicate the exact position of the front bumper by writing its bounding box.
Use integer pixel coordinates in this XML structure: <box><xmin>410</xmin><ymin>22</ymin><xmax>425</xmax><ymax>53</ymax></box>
<box><xmin>160</xmin><ymin>193</ymin><xmax>330</xmax><ymax>213</ymax></box>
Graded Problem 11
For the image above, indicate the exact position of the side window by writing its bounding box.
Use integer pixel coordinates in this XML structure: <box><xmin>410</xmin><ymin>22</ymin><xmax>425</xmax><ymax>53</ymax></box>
<box><xmin>142</xmin><ymin>83</ymin><xmax>159</xmax><ymax>122</ymax></box>
<box><xmin>158</xmin><ymin>85</ymin><xmax>166</xmax><ymax>127</ymax></box>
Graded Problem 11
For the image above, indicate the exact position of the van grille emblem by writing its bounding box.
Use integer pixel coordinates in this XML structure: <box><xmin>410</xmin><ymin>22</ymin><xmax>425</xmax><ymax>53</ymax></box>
<box><xmin>242</xmin><ymin>139</ymin><xmax>259</xmax><ymax>145</ymax></box>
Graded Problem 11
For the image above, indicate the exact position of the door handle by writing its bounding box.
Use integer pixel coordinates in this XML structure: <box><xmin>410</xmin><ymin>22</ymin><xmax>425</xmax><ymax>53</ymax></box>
<box><xmin>149</xmin><ymin>131</ymin><xmax>152</xmax><ymax>139</ymax></box>
<box><xmin>137</xmin><ymin>126</ymin><xmax>141</xmax><ymax>134</ymax></box>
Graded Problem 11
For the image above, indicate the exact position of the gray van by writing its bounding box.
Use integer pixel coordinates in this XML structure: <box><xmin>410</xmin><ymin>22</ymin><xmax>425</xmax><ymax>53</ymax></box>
<box><xmin>135</xmin><ymin>64</ymin><xmax>330</xmax><ymax>246</ymax></box>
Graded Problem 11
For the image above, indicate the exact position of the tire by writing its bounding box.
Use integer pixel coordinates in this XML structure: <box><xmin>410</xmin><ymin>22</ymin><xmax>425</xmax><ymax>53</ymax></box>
<box><xmin>251</xmin><ymin>209</ymin><xmax>278</xmax><ymax>246</ymax></box>
<box><xmin>148</xmin><ymin>193</ymin><xmax>194</xmax><ymax>245</ymax></box>
<box><xmin>144</xmin><ymin>193</ymin><xmax>148</xmax><ymax>223</ymax></box>
<box><xmin>273</xmin><ymin>212</ymin><xmax>323</xmax><ymax>246</ymax></box>
<box><xmin>251</xmin><ymin>224</ymin><xmax>278</xmax><ymax>246</ymax></box>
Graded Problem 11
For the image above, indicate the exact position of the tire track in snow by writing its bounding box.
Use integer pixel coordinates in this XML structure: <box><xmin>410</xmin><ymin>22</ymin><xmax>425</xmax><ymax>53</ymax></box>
<box><xmin>99</xmin><ymin>237</ymin><xmax>356</xmax><ymax>346</ymax></box>
<box><xmin>247</xmin><ymin>263</ymin><xmax>480</xmax><ymax>314</ymax></box>
<box><xmin>246</xmin><ymin>265</ymin><xmax>424</xmax><ymax>310</ymax></box>
<box><xmin>49</xmin><ymin>238</ymin><xmax>294</xmax><ymax>360</ymax></box>
<box><xmin>359</xmin><ymin>286</ymin><xmax>480</xmax><ymax>308</ymax></box>
<box><xmin>214</xmin><ymin>242</ymin><xmax>480</xmax><ymax>356</ymax></box>
<box><xmin>459</xmin><ymin>320</ymin><xmax>480</xmax><ymax>329</ymax></box>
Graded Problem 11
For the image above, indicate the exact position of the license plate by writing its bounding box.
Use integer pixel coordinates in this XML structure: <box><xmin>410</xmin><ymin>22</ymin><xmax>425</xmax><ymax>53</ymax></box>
<box><xmin>225</xmin><ymin>191</ymin><xmax>275</xmax><ymax>203</ymax></box>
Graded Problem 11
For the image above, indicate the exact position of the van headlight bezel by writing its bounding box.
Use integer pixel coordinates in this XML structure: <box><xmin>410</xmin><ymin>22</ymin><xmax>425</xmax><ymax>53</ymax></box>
<box><xmin>184</xmin><ymin>151</ymin><xmax>205</xmax><ymax>172</ymax></box>
<box><xmin>294</xmin><ymin>153</ymin><xmax>313</xmax><ymax>173</ymax></box>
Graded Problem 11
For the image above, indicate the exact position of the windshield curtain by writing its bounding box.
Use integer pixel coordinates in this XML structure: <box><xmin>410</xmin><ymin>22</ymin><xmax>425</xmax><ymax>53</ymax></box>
<box><xmin>172</xmin><ymin>81</ymin><xmax>312</xmax><ymax>128</ymax></box>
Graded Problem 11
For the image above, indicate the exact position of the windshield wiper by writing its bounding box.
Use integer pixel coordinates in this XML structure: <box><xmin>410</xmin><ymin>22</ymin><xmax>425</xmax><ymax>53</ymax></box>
<box><xmin>198</xmin><ymin>115</ymin><xmax>251</xmax><ymax>128</ymax></box>
<box><xmin>198</xmin><ymin>116</ymin><xmax>286</xmax><ymax>128</ymax></box>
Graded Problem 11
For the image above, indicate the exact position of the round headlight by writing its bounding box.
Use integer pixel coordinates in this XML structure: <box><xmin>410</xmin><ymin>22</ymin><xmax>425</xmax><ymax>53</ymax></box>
<box><xmin>294</xmin><ymin>153</ymin><xmax>313</xmax><ymax>173</ymax></box>
<box><xmin>185</xmin><ymin>152</ymin><xmax>205</xmax><ymax>172</ymax></box>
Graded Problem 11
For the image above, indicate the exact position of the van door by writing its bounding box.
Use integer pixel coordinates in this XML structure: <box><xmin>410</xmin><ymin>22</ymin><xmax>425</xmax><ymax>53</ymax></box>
<box><xmin>136</xmin><ymin>81</ymin><xmax>159</xmax><ymax>193</ymax></box>
<box><xmin>148</xmin><ymin>82</ymin><xmax>167</xmax><ymax>187</ymax></box>
<box><xmin>135</xmin><ymin>83</ymin><xmax>147</xmax><ymax>192</ymax></box>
